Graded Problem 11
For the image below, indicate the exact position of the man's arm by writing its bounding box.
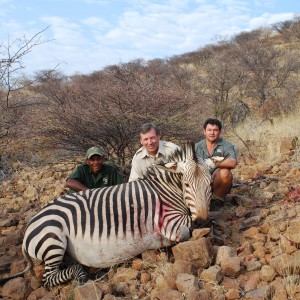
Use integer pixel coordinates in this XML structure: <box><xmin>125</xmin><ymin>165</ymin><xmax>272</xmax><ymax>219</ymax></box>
<box><xmin>219</xmin><ymin>141</ymin><xmax>237</xmax><ymax>169</ymax></box>
<box><xmin>66</xmin><ymin>164</ymin><xmax>89</xmax><ymax>193</ymax></box>
<box><xmin>215</xmin><ymin>157</ymin><xmax>237</xmax><ymax>170</ymax></box>
<box><xmin>128</xmin><ymin>165</ymin><xmax>142</xmax><ymax>182</ymax></box>
<box><xmin>66</xmin><ymin>178</ymin><xmax>88</xmax><ymax>192</ymax></box>
<box><xmin>128</xmin><ymin>155</ymin><xmax>143</xmax><ymax>182</ymax></box>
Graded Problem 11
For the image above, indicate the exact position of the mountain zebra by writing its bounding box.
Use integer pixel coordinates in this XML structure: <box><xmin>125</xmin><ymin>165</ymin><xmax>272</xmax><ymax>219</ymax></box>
<box><xmin>0</xmin><ymin>142</ymin><xmax>212</xmax><ymax>288</ymax></box>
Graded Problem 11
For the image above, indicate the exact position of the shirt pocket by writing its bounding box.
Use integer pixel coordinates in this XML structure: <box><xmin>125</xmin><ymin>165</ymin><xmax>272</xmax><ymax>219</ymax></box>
<box><xmin>215</xmin><ymin>147</ymin><xmax>224</xmax><ymax>157</ymax></box>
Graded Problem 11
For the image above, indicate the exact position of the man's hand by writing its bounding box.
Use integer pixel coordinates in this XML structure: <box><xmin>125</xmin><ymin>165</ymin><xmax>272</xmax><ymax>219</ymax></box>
<box><xmin>211</xmin><ymin>156</ymin><xmax>225</xmax><ymax>164</ymax></box>
<box><xmin>204</xmin><ymin>156</ymin><xmax>225</xmax><ymax>171</ymax></box>
<box><xmin>204</xmin><ymin>158</ymin><xmax>217</xmax><ymax>171</ymax></box>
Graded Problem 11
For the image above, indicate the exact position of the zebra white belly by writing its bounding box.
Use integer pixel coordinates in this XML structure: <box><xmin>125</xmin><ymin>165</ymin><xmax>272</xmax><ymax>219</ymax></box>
<box><xmin>67</xmin><ymin>231</ymin><xmax>173</xmax><ymax>268</ymax></box>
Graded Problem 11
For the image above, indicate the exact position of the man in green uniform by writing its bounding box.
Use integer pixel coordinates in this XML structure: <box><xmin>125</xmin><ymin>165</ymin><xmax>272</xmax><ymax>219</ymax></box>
<box><xmin>66</xmin><ymin>146</ymin><xmax>124</xmax><ymax>194</ymax></box>
<box><xmin>195</xmin><ymin>118</ymin><xmax>237</xmax><ymax>200</ymax></box>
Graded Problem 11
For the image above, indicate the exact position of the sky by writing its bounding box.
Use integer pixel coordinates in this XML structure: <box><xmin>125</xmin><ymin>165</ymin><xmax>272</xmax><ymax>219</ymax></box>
<box><xmin>0</xmin><ymin>0</ymin><xmax>299</xmax><ymax>76</ymax></box>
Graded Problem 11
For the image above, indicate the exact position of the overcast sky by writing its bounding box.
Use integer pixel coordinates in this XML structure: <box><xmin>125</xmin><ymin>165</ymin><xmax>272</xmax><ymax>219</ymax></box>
<box><xmin>0</xmin><ymin>0</ymin><xmax>299</xmax><ymax>76</ymax></box>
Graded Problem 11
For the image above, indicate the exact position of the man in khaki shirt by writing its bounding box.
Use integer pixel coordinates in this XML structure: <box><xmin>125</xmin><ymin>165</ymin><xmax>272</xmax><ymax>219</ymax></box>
<box><xmin>129</xmin><ymin>123</ymin><xmax>179</xmax><ymax>182</ymax></box>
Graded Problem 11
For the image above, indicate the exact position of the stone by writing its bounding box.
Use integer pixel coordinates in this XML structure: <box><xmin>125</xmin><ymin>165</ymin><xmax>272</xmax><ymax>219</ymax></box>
<box><xmin>269</xmin><ymin>277</ymin><xmax>288</xmax><ymax>300</ymax></box>
<box><xmin>150</xmin><ymin>288</ymin><xmax>182</xmax><ymax>300</ymax></box>
<box><xmin>111</xmin><ymin>267</ymin><xmax>138</xmax><ymax>283</ymax></box>
<box><xmin>176</xmin><ymin>273</ymin><xmax>200</xmax><ymax>296</ymax></box>
<box><xmin>284</xmin><ymin>221</ymin><xmax>300</xmax><ymax>243</ymax></box>
<box><xmin>102</xmin><ymin>295</ymin><xmax>118</xmax><ymax>300</ymax></box>
<box><xmin>220</xmin><ymin>256</ymin><xmax>241</xmax><ymax>277</ymax></box>
<box><xmin>172</xmin><ymin>237</ymin><xmax>213</xmax><ymax>268</ymax></box>
<box><xmin>243</xmin><ymin>227</ymin><xmax>259</xmax><ymax>239</ymax></box>
<box><xmin>1</xmin><ymin>277</ymin><xmax>29</xmax><ymax>300</ymax></box>
<box><xmin>253</xmin><ymin>247</ymin><xmax>266</xmax><ymax>259</ymax></box>
<box><xmin>215</xmin><ymin>245</ymin><xmax>237</xmax><ymax>265</ymax></box>
<box><xmin>191</xmin><ymin>227</ymin><xmax>211</xmax><ymax>240</ymax></box>
<box><xmin>244</xmin><ymin>285</ymin><xmax>272</xmax><ymax>299</ymax></box>
<box><xmin>259</xmin><ymin>265</ymin><xmax>276</xmax><ymax>282</ymax></box>
<box><xmin>246</xmin><ymin>260</ymin><xmax>262</xmax><ymax>272</ymax></box>
<box><xmin>244</xmin><ymin>273</ymin><xmax>260</xmax><ymax>292</ymax></box>
<box><xmin>141</xmin><ymin>250</ymin><xmax>159</xmax><ymax>264</ymax></box>
<box><xmin>140</xmin><ymin>272</ymin><xmax>151</xmax><ymax>284</ymax></box>
<box><xmin>23</xmin><ymin>186</ymin><xmax>38</xmax><ymax>200</ymax></box>
<box><xmin>94</xmin><ymin>281</ymin><xmax>113</xmax><ymax>295</ymax></box>
<box><xmin>172</xmin><ymin>260</ymin><xmax>199</xmax><ymax>276</ymax></box>
<box><xmin>131</xmin><ymin>258</ymin><xmax>144</xmax><ymax>270</ymax></box>
<box><xmin>199</xmin><ymin>265</ymin><xmax>223</xmax><ymax>284</ymax></box>
<box><xmin>269</xmin><ymin>253</ymin><xmax>291</xmax><ymax>275</ymax></box>
<box><xmin>287</xmin><ymin>208</ymin><xmax>297</xmax><ymax>218</ymax></box>
<box><xmin>280</xmin><ymin>234</ymin><xmax>298</xmax><ymax>254</ymax></box>
<box><xmin>221</xmin><ymin>277</ymin><xmax>240</xmax><ymax>290</ymax></box>
<box><xmin>27</xmin><ymin>286</ymin><xmax>53</xmax><ymax>300</ymax></box>
<box><xmin>155</xmin><ymin>274</ymin><xmax>176</xmax><ymax>290</ymax></box>
<box><xmin>268</xmin><ymin>226</ymin><xmax>281</xmax><ymax>241</ymax></box>
<box><xmin>30</xmin><ymin>276</ymin><xmax>42</xmax><ymax>290</ymax></box>
<box><xmin>73</xmin><ymin>281</ymin><xmax>103</xmax><ymax>300</ymax></box>
<box><xmin>237</xmin><ymin>242</ymin><xmax>253</xmax><ymax>256</ymax></box>
<box><xmin>259</xmin><ymin>222</ymin><xmax>270</xmax><ymax>234</ymax></box>
<box><xmin>287</xmin><ymin>188</ymin><xmax>300</xmax><ymax>202</ymax></box>
<box><xmin>225</xmin><ymin>288</ymin><xmax>240</xmax><ymax>300</ymax></box>
<box><xmin>280</xmin><ymin>137</ymin><xmax>297</xmax><ymax>154</ymax></box>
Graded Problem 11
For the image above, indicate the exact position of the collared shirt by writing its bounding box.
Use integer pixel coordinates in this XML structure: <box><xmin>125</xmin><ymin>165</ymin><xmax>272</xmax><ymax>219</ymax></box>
<box><xmin>195</xmin><ymin>138</ymin><xmax>237</xmax><ymax>173</ymax></box>
<box><xmin>129</xmin><ymin>140</ymin><xmax>179</xmax><ymax>182</ymax></box>
<box><xmin>67</xmin><ymin>163</ymin><xmax>124</xmax><ymax>194</ymax></box>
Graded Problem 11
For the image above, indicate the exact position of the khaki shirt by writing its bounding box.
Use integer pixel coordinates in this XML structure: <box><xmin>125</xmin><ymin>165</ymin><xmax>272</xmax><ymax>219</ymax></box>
<box><xmin>129</xmin><ymin>140</ymin><xmax>179</xmax><ymax>182</ymax></box>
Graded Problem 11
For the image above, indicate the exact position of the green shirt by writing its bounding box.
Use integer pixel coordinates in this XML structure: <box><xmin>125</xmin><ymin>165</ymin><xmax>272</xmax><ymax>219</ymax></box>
<box><xmin>67</xmin><ymin>163</ymin><xmax>124</xmax><ymax>194</ymax></box>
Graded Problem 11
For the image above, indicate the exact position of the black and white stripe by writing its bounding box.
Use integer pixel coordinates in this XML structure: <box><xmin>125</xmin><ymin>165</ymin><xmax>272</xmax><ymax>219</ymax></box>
<box><xmin>14</xmin><ymin>142</ymin><xmax>212</xmax><ymax>288</ymax></box>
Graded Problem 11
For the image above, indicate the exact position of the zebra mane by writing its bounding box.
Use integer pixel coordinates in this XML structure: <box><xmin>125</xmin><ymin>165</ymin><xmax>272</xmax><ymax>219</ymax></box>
<box><xmin>165</xmin><ymin>141</ymin><xmax>197</xmax><ymax>163</ymax></box>
<box><xmin>144</xmin><ymin>141</ymin><xmax>197</xmax><ymax>180</ymax></box>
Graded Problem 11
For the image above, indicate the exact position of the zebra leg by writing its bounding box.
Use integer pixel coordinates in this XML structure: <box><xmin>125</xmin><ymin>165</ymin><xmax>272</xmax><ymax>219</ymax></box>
<box><xmin>176</xmin><ymin>225</ymin><xmax>191</xmax><ymax>242</ymax></box>
<box><xmin>43</xmin><ymin>264</ymin><xmax>89</xmax><ymax>288</ymax></box>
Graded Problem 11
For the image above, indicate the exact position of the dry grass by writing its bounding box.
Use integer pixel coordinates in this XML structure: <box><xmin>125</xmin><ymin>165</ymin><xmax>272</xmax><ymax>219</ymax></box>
<box><xmin>234</xmin><ymin>113</ymin><xmax>300</xmax><ymax>142</ymax></box>
<box><xmin>284</xmin><ymin>273</ymin><xmax>300</xmax><ymax>299</ymax></box>
<box><xmin>227</xmin><ymin>105</ymin><xmax>300</xmax><ymax>165</ymax></box>
<box><xmin>266</xmin><ymin>200</ymin><xmax>300</xmax><ymax>299</ymax></box>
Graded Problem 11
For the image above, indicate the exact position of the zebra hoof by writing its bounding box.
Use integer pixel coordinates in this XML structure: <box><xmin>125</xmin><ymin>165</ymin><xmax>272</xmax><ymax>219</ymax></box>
<box><xmin>76</xmin><ymin>274</ymin><xmax>90</xmax><ymax>286</ymax></box>
<box><xmin>74</xmin><ymin>268</ymin><xmax>90</xmax><ymax>286</ymax></box>
<box><xmin>177</xmin><ymin>225</ymin><xmax>191</xmax><ymax>242</ymax></box>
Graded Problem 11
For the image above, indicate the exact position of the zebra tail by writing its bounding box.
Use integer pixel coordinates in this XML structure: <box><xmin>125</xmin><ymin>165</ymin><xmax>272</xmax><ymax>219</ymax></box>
<box><xmin>0</xmin><ymin>248</ymin><xmax>34</xmax><ymax>285</ymax></box>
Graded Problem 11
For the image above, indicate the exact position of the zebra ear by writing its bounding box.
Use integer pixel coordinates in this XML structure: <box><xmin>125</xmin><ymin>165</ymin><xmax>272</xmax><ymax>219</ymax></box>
<box><xmin>155</xmin><ymin>162</ymin><xmax>178</xmax><ymax>172</ymax></box>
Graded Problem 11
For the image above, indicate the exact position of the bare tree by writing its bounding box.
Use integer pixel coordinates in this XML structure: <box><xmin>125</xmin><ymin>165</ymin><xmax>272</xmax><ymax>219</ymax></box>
<box><xmin>36</xmin><ymin>59</ymin><xmax>197</xmax><ymax>170</ymax></box>
<box><xmin>0</xmin><ymin>28</ymin><xmax>58</xmax><ymax>174</ymax></box>
<box><xmin>0</xmin><ymin>28</ymin><xmax>51</xmax><ymax>140</ymax></box>
<box><xmin>272</xmin><ymin>16</ymin><xmax>300</xmax><ymax>41</ymax></box>
<box><xmin>234</xmin><ymin>36</ymin><xmax>300</xmax><ymax>111</ymax></box>
<box><xmin>196</xmin><ymin>47</ymin><xmax>245</xmax><ymax>124</ymax></box>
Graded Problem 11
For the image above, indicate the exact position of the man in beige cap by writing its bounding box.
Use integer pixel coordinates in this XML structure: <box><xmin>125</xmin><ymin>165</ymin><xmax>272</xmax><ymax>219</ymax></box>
<box><xmin>129</xmin><ymin>123</ymin><xmax>179</xmax><ymax>182</ymax></box>
<box><xmin>66</xmin><ymin>146</ymin><xmax>124</xmax><ymax>194</ymax></box>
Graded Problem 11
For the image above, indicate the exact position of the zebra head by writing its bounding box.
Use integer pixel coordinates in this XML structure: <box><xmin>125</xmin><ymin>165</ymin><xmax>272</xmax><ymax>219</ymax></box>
<box><xmin>155</xmin><ymin>142</ymin><xmax>212</xmax><ymax>226</ymax></box>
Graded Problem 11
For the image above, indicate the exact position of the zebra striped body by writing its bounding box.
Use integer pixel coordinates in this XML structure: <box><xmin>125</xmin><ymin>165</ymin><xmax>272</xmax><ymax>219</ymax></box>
<box><xmin>21</xmin><ymin>142</ymin><xmax>212</xmax><ymax>287</ymax></box>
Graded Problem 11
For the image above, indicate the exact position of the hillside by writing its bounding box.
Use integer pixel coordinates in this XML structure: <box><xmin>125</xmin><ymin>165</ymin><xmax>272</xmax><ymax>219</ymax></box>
<box><xmin>1</xmin><ymin>17</ymin><xmax>300</xmax><ymax>300</ymax></box>
<box><xmin>0</xmin><ymin>113</ymin><xmax>300</xmax><ymax>299</ymax></box>
<box><xmin>2</xmin><ymin>17</ymin><xmax>300</xmax><ymax>173</ymax></box>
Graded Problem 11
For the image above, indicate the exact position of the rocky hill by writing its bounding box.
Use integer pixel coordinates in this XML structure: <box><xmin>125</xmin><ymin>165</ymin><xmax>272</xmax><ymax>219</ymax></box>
<box><xmin>0</xmin><ymin>134</ymin><xmax>300</xmax><ymax>300</ymax></box>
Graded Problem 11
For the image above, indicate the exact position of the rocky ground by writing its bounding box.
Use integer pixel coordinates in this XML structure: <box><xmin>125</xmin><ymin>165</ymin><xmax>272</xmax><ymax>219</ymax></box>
<box><xmin>0</xmin><ymin>146</ymin><xmax>300</xmax><ymax>300</ymax></box>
